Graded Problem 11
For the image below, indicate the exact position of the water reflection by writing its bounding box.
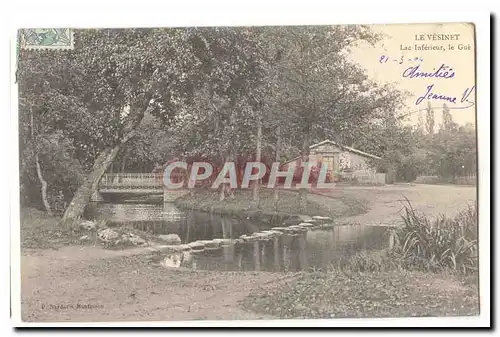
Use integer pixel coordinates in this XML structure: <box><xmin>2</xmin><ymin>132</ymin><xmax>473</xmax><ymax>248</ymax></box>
<box><xmin>183</xmin><ymin>226</ymin><xmax>390</xmax><ymax>272</ymax></box>
<box><xmin>85</xmin><ymin>202</ymin><xmax>273</xmax><ymax>243</ymax></box>
<box><xmin>86</xmin><ymin>202</ymin><xmax>390</xmax><ymax>272</ymax></box>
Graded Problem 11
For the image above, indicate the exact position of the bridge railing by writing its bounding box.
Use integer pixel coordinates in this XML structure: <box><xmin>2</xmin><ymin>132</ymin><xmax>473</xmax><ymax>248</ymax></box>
<box><xmin>99</xmin><ymin>173</ymin><xmax>164</xmax><ymax>189</ymax></box>
<box><xmin>99</xmin><ymin>172</ymin><xmax>187</xmax><ymax>189</ymax></box>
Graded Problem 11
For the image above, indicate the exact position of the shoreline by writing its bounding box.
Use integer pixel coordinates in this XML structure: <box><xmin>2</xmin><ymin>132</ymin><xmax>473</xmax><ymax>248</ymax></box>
<box><xmin>172</xmin><ymin>188</ymin><xmax>362</xmax><ymax>226</ymax></box>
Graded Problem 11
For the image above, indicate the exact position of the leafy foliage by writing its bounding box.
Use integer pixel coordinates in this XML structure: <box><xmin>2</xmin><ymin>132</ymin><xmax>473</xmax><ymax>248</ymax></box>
<box><xmin>425</xmin><ymin>101</ymin><xmax>435</xmax><ymax>135</ymax></box>
<box><xmin>18</xmin><ymin>28</ymin><xmax>252</xmax><ymax>210</ymax></box>
<box><xmin>20</xmin><ymin>131</ymin><xmax>84</xmax><ymax>215</ymax></box>
<box><xmin>375</xmin><ymin>106</ymin><xmax>476</xmax><ymax>182</ymax></box>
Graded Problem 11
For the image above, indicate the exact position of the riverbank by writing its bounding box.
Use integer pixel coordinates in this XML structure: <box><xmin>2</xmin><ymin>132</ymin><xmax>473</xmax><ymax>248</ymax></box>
<box><xmin>174</xmin><ymin>188</ymin><xmax>367</xmax><ymax>224</ymax></box>
<box><xmin>20</xmin><ymin>207</ymin><xmax>183</xmax><ymax>251</ymax></box>
<box><xmin>20</xmin><ymin>247</ymin><xmax>479</xmax><ymax>322</ymax></box>
<box><xmin>20</xmin><ymin>208</ymin><xmax>85</xmax><ymax>250</ymax></box>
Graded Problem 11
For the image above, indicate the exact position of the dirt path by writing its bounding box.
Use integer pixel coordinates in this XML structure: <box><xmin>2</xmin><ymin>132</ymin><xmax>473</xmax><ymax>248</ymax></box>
<box><xmin>331</xmin><ymin>184</ymin><xmax>477</xmax><ymax>226</ymax></box>
<box><xmin>21</xmin><ymin>246</ymin><xmax>291</xmax><ymax>322</ymax></box>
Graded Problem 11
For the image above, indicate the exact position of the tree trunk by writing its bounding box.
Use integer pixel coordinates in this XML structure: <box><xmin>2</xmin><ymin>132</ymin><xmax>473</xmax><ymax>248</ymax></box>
<box><xmin>299</xmin><ymin>128</ymin><xmax>310</xmax><ymax>212</ymax></box>
<box><xmin>30</xmin><ymin>108</ymin><xmax>53</xmax><ymax>216</ymax></box>
<box><xmin>62</xmin><ymin>100</ymin><xmax>150</xmax><ymax>222</ymax></box>
<box><xmin>62</xmin><ymin>145</ymin><xmax>121</xmax><ymax>222</ymax></box>
<box><xmin>219</xmin><ymin>180</ymin><xmax>225</xmax><ymax>201</ymax></box>
<box><xmin>121</xmin><ymin>148</ymin><xmax>129</xmax><ymax>173</ymax></box>
<box><xmin>219</xmin><ymin>153</ymin><xmax>234</xmax><ymax>201</ymax></box>
<box><xmin>252</xmin><ymin>115</ymin><xmax>262</xmax><ymax>205</ymax></box>
<box><xmin>273</xmin><ymin>125</ymin><xmax>281</xmax><ymax>211</ymax></box>
<box><xmin>35</xmin><ymin>153</ymin><xmax>53</xmax><ymax>216</ymax></box>
<box><xmin>219</xmin><ymin>104</ymin><xmax>236</xmax><ymax>201</ymax></box>
<box><xmin>219</xmin><ymin>155</ymin><xmax>227</xmax><ymax>201</ymax></box>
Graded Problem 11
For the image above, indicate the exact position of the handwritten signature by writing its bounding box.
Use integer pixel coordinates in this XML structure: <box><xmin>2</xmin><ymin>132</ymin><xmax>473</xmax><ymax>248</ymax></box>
<box><xmin>415</xmin><ymin>84</ymin><xmax>475</xmax><ymax>109</ymax></box>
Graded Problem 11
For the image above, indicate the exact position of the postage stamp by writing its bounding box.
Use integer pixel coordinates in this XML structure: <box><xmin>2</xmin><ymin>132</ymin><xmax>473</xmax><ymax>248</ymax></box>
<box><xmin>19</xmin><ymin>28</ymin><xmax>74</xmax><ymax>50</ymax></box>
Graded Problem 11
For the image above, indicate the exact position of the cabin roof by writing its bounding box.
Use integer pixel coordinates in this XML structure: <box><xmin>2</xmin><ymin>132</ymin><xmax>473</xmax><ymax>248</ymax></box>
<box><xmin>310</xmin><ymin>140</ymin><xmax>382</xmax><ymax>160</ymax></box>
<box><xmin>283</xmin><ymin>139</ymin><xmax>382</xmax><ymax>165</ymax></box>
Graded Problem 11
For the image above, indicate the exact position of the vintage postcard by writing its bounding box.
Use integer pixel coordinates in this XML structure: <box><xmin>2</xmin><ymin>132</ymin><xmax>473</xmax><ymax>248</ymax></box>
<box><xmin>12</xmin><ymin>20</ymin><xmax>485</xmax><ymax>326</ymax></box>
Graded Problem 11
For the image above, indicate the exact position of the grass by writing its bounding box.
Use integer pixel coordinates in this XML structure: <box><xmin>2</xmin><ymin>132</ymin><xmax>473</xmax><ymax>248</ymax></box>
<box><xmin>338</xmin><ymin>195</ymin><xmax>371</xmax><ymax>215</ymax></box>
<box><xmin>175</xmin><ymin>188</ymin><xmax>362</xmax><ymax>220</ymax></box>
<box><xmin>100</xmin><ymin>224</ymin><xmax>166</xmax><ymax>250</ymax></box>
<box><xmin>20</xmin><ymin>208</ymin><xmax>162</xmax><ymax>251</ymax></box>
<box><xmin>414</xmin><ymin>175</ymin><xmax>477</xmax><ymax>186</ymax></box>
<box><xmin>241</xmin><ymin>270</ymin><xmax>479</xmax><ymax>319</ymax></box>
<box><xmin>20</xmin><ymin>208</ymin><xmax>87</xmax><ymax>250</ymax></box>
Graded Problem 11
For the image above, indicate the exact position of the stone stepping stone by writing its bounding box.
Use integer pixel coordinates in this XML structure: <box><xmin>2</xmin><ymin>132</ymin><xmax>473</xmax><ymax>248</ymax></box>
<box><xmin>260</xmin><ymin>230</ymin><xmax>283</xmax><ymax>237</ymax></box>
<box><xmin>250</xmin><ymin>232</ymin><xmax>274</xmax><ymax>240</ymax></box>
<box><xmin>239</xmin><ymin>234</ymin><xmax>258</xmax><ymax>242</ymax></box>
<box><xmin>158</xmin><ymin>234</ymin><xmax>182</xmax><ymax>245</ymax></box>
<box><xmin>298</xmin><ymin>222</ymin><xmax>315</xmax><ymax>228</ymax></box>
<box><xmin>312</xmin><ymin>216</ymin><xmax>333</xmax><ymax>221</ymax></box>
<box><xmin>213</xmin><ymin>238</ymin><xmax>234</xmax><ymax>247</ymax></box>
<box><xmin>282</xmin><ymin>219</ymin><xmax>302</xmax><ymax>226</ymax></box>
<box><xmin>287</xmin><ymin>225</ymin><xmax>308</xmax><ymax>232</ymax></box>
<box><xmin>281</xmin><ymin>229</ymin><xmax>302</xmax><ymax>235</ymax></box>
<box><xmin>152</xmin><ymin>244</ymin><xmax>191</xmax><ymax>253</ymax></box>
<box><xmin>187</xmin><ymin>241</ymin><xmax>207</xmax><ymax>251</ymax></box>
<box><xmin>271</xmin><ymin>227</ymin><xmax>288</xmax><ymax>232</ymax></box>
<box><xmin>196</xmin><ymin>240</ymin><xmax>221</xmax><ymax>250</ymax></box>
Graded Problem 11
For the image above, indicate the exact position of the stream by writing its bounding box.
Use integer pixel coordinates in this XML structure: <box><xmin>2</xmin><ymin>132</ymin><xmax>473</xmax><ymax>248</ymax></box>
<box><xmin>86</xmin><ymin>201</ymin><xmax>391</xmax><ymax>272</ymax></box>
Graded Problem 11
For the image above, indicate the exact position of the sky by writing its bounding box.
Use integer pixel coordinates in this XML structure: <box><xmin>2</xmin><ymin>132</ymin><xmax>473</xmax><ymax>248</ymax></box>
<box><xmin>349</xmin><ymin>23</ymin><xmax>476</xmax><ymax>127</ymax></box>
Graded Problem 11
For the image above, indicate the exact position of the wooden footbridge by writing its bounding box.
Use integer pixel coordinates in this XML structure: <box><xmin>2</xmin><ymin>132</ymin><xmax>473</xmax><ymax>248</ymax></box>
<box><xmin>92</xmin><ymin>173</ymin><xmax>188</xmax><ymax>202</ymax></box>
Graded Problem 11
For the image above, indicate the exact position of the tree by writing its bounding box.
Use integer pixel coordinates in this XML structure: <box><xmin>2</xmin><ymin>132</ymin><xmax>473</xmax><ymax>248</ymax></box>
<box><xmin>425</xmin><ymin>101</ymin><xmax>435</xmax><ymax>135</ymax></box>
<box><xmin>417</xmin><ymin>112</ymin><xmax>425</xmax><ymax>135</ymax></box>
<box><xmin>18</xmin><ymin>28</ymin><xmax>204</xmax><ymax>221</ymax></box>
<box><xmin>441</xmin><ymin>103</ymin><xmax>457</xmax><ymax>132</ymax></box>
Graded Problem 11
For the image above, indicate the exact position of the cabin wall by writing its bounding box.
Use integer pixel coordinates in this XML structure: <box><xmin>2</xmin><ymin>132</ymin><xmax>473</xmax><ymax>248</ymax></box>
<box><xmin>310</xmin><ymin>144</ymin><xmax>342</xmax><ymax>172</ymax></box>
<box><xmin>340</xmin><ymin>151</ymin><xmax>375</xmax><ymax>172</ymax></box>
<box><xmin>282</xmin><ymin>143</ymin><xmax>384</xmax><ymax>185</ymax></box>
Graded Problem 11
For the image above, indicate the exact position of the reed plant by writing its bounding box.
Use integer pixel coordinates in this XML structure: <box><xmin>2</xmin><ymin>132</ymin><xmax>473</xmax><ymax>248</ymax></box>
<box><xmin>392</xmin><ymin>200</ymin><xmax>477</xmax><ymax>274</ymax></box>
<box><xmin>338</xmin><ymin>200</ymin><xmax>478</xmax><ymax>275</ymax></box>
